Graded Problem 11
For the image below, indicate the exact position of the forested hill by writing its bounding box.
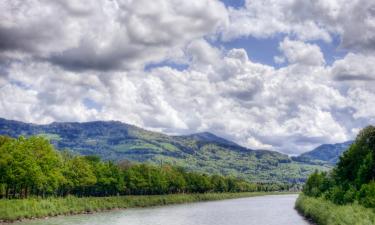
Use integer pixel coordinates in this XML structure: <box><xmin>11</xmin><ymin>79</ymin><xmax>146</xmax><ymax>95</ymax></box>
<box><xmin>0</xmin><ymin>118</ymin><xmax>330</xmax><ymax>183</ymax></box>
<box><xmin>293</xmin><ymin>141</ymin><xmax>353</xmax><ymax>165</ymax></box>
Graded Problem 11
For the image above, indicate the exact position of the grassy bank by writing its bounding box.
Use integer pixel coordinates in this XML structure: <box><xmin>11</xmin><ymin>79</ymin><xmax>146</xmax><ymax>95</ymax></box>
<box><xmin>0</xmin><ymin>192</ymin><xmax>287</xmax><ymax>222</ymax></box>
<box><xmin>295</xmin><ymin>194</ymin><xmax>375</xmax><ymax>225</ymax></box>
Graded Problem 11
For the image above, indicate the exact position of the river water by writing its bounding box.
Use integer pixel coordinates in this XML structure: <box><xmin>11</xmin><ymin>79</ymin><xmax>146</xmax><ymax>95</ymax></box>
<box><xmin>17</xmin><ymin>194</ymin><xmax>309</xmax><ymax>225</ymax></box>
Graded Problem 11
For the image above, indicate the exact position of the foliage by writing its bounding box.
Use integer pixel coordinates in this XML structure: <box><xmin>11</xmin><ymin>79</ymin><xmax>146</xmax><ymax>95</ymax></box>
<box><xmin>358</xmin><ymin>181</ymin><xmax>375</xmax><ymax>207</ymax></box>
<box><xmin>295</xmin><ymin>194</ymin><xmax>375</xmax><ymax>225</ymax></box>
<box><xmin>302</xmin><ymin>126</ymin><xmax>375</xmax><ymax>211</ymax></box>
<box><xmin>0</xmin><ymin>136</ymin><xmax>64</xmax><ymax>198</ymax></box>
<box><xmin>303</xmin><ymin>171</ymin><xmax>331</xmax><ymax>197</ymax></box>
<box><xmin>0</xmin><ymin>135</ymin><xmax>290</xmax><ymax>199</ymax></box>
<box><xmin>0</xmin><ymin>118</ymin><xmax>330</xmax><ymax>183</ymax></box>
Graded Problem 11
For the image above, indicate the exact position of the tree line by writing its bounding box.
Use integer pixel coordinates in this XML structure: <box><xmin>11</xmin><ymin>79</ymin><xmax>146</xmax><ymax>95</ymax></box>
<box><xmin>303</xmin><ymin>125</ymin><xmax>375</xmax><ymax>208</ymax></box>
<box><xmin>0</xmin><ymin>135</ymin><xmax>290</xmax><ymax>198</ymax></box>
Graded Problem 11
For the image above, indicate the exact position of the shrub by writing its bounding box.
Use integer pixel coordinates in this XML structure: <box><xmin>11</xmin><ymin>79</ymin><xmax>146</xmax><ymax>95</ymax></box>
<box><xmin>343</xmin><ymin>186</ymin><xmax>357</xmax><ymax>204</ymax></box>
<box><xmin>296</xmin><ymin>194</ymin><xmax>375</xmax><ymax>225</ymax></box>
<box><xmin>303</xmin><ymin>171</ymin><xmax>331</xmax><ymax>197</ymax></box>
<box><xmin>327</xmin><ymin>186</ymin><xmax>346</xmax><ymax>205</ymax></box>
<box><xmin>358</xmin><ymin>181</ymin><xmax>375</xmax><ymax>208</ymax></box>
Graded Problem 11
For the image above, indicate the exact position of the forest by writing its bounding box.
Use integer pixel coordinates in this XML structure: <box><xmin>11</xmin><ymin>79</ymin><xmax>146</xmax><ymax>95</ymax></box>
<box><xmin>296</xmin><ymin>126</ymin><xmax>375</xmax><ymax>224</ymax></box>
<box><xmin>0</xmin><ymin>135</ymin><xmax>288</xmax><ymax>199</ymax></box>
<box><xmin>302</xmin><ymin>125</ymin><xmax>375</xmax><ymax>206</ymax></box>
<box><xmin>0</xmin><ymin>118</ymin><xmax>328</xmax><ymax>184</ymax></box>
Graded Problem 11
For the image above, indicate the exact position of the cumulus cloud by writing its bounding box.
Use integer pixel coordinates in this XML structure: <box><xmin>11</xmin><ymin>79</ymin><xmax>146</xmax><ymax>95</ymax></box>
<box><xmin>222</xmin><ymin>0</ymin><xmax>375</xmax><ymax>53</ymax></box>
<box><xmin>0</xmin><ymin>43</ymin><xmax>355</xmax><ymax>154</ymax></box>
<box><xmin>1</xmin><ymin>0</ymin><xmax>375</xmax><ymax>155</ymax></box>
<box><xmin>277</xmin><ymin>38</ymin><xmax>325</xmax><ymax>66</ymax></box>
<box><xmin>0</xmin><ymin>0</ymin><xmax>228</xmax><ymax>71</ymax></box>
<box><xmin>331</xmin><ymin>53</ymin><xmax>375</xmax><ymax>81</ymax></box>
<box><xmin>222</xmin><ymin>0</ymin><xmax>333</xmax><ymax>42</ymax></box>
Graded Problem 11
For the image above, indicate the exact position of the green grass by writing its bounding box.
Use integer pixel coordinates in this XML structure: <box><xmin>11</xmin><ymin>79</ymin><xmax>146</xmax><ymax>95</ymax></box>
<box><xmin>0</xmin><ymin>192</ymin><xmax>286</xmax><ymax>222</ymax></box>
<box><xmin>295</xmin><ymin>194</ymin><xmax>375</xmax><ymax>225</ymax></box>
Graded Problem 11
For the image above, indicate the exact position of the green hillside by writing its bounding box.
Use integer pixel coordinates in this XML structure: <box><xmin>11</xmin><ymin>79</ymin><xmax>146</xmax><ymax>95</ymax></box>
<box><xmin>0</xmin><ymin>118</ymin><xmax>330</xmax><ymax>183</ymax></box>
<box><xmin>292</xmin><ymin>141</ymin><xmax>353</xmax><ymax>165</ymax></box>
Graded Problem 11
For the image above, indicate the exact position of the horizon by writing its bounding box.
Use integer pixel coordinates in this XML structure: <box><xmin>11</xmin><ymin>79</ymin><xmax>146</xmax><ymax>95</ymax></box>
<box><xmin>1</xmin><ymin>0</ymin><xmax>375</xmax><ymax>155</ymax></box>
<box><xmin>0</xmin><ymin>116</ymin><xmax>356</xmax><ymax>155</ymax></box>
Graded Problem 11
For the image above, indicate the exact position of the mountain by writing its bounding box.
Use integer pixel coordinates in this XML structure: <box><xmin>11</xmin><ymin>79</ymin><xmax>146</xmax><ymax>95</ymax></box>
<box><xmin>293</xmin><ymin>141</ymin><xmax>353</xmax><ymax>164</ymax></box>
<box><xmin>0</xmin><ymin>118</ymin><xmax>330</xmax><ymax>183</ymax></box>
<box><xmin>179</xmin><ymin>132</ymin><xmax>240</xmax><ymax>147</ymax></box>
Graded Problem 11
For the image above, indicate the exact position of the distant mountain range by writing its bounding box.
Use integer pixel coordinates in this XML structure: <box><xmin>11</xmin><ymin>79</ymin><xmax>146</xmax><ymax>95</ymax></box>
<box><xmin>292</xmin><ymin>141</ymin><xmax>353</xmax><ymax>164</ymax></box>
<box><xmin>0</xmin><ymin>118</ymin><xmax>350</xmax><ymax>183</ymax></box>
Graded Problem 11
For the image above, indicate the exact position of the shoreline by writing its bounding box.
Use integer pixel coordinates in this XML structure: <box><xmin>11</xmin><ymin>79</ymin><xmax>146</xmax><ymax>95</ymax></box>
<box><xmin>1</xmin><ymin>192</ymin><xmax>296</xmax><ymax>224</ymax></box>
<box><xmin>295</xmin><ymin>194</ymin><xmax>375</xmax><ymax>225</ymax></box>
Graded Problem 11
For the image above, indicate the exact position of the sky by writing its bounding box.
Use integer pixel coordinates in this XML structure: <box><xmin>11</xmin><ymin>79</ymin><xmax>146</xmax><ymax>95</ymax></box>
<box><xmin>1</xmin><ymin>0</ymin><xmax>375</xmax><ymax>155</ymax></box>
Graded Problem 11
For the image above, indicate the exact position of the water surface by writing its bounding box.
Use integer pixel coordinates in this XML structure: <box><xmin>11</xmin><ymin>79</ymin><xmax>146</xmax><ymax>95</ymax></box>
<box><xmin>18</xmin><ymin>194</ymin><xmax>309</xmax><ymax>225</ymax></box>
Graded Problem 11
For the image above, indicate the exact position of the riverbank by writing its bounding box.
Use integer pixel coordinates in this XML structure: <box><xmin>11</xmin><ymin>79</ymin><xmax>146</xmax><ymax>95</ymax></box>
<box><xmin>295</xmin><ymin>194</ymin><xmax>375</xmax><ymax>225</ymax></box>
<box><xmin>0</xmin><ymin>192</ymin><xmax>290</xmax><ymax>223</ymax></box>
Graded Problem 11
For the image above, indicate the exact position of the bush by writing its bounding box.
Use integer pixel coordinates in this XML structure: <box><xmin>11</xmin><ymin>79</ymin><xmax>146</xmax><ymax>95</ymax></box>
<box><xmin>325</xmin><ymin>185</ymin><xmax>357</xmax><ymax>205</ymax></box>
<box><xmin>327</xmin><ymin>186</ymin><xmax>346</xmax><ymax>205</ymax></box>
<box><xmin>302</xmin><ymin>126</ymin><xmax>375</xmax><ymax>208</ymax></box>
<box><xmin>296</xmin><ymin>194</ymin><xmax>375</xmax><ymax>225</ymax></box>
<box><xmin>343</xmin><ymin>186</ymin><xmax>357</xmax><ymax>204</ymax></box>
<box><xmin>303</xmin><ymin>171</ymin><xmax>331</xmax><ymax>197</ymax></box>
<box><xmin>358</xmin><ymin>181</ymin><xmax>375</xmax><ymax>208</ymax></box>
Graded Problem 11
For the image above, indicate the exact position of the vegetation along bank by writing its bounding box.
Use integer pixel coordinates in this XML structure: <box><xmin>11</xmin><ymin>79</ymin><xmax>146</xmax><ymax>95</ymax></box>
<box><xmin>0</xmin><ymin>192</ymin><xmax>291</xmax><ymax>222</ymax></box>
<box><xmin>0</xmin><ymin>135</ymin><xmax>293</xmax><ymax>222</ymax></box>
<box><xmin>296</xmin><ymin>126</ymin><xmax>375</xmax><ymax>225</ymax></box>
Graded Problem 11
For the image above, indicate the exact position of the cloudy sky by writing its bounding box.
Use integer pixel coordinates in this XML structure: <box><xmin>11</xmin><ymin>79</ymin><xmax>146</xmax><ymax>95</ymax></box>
<box><xmin>1</xmin><ymin>0</ymin><xmax>375</xmax><ymax>155</ymax></box>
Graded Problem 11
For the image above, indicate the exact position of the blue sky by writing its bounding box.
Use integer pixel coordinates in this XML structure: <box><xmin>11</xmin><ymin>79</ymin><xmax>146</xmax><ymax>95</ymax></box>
<box><xmin>215</xmin><ymin>35</ymin><xmax>286</xmax><ymax>67</ymax></box>
<box><xmin>143</xmin><ymin>0</ymin><xmax>348</xmax><ymax>71</ymax></box>
<box><xmin>221</xmin><ymin>0</ymin><xmax>245</xmax><ymax>9</ymax></box>
<box><xmin>144</xmin><ymin>33</ymin><xmax>347</xmax><ymax>71</ymax></box>
<box><xmin>218</xmin><ymin>34</ymin><xmax>347</xmax><ymax>67</ymax></box>
<box><xmin>217</xmin><ymin>0</ymin><xmax>347</xmax><ymax>67</ymax></box>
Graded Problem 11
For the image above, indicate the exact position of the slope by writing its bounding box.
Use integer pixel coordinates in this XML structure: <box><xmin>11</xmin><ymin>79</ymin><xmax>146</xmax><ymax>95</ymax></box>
<box><xmin>0</xmin><ymin>118</ymin><xmax>329</xmax><ymax>183</ymax></box>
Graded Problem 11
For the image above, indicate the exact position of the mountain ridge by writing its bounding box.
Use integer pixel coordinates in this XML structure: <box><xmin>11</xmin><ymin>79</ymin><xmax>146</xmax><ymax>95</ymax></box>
<box><xmin>0</xmin><ymin>117</ymin><xmax>331</xmax><ymax>183</ymax></box>
<box><xmin>293</xmin><ymin>141</ymin><xmax>353</xmax><ymax>164</ymax></box>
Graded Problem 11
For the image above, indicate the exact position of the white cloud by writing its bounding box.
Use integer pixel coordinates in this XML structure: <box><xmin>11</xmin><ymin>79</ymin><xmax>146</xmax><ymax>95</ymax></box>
<box><xmin>347</xmin><ymin>88</ymin><xmax>375</xmax><ymax>120</ymax></box>
<box><xmin>331</xmin><ymin>53</ymin><xmax>375</xmax><ymax>81</ymax></box>
<box><xmin>0</xmin><ymin>0</ymin><xmax>228</xmax><ymax>71</ymax></box>
<box><xmin>222</xmin><ymin>0</ymin><xmax>333</xmax><ymax>42</ymax></box>
<box><xmin>277</xmin><ymin>38</ymin><xmax>325</xmax><ymax>66</ymax></box>
<box><xmin>1</xmin><ymin>0</ymin><xmax>375</xmax><ymax>156</ymax></box>
<box><xmin>222</xmin><ymin>0</ymin><xmax>375</xmax><ymax>54</ymax></box>
<box><xmin>0</xmin><ymin>42</ymin><xmax>369</xmax><ymax>154</ymax></box>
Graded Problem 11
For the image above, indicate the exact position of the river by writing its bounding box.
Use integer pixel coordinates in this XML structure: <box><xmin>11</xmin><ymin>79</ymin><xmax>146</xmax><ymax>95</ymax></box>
<box><xmin>17</xmin><ymin>194</ymin><xmax>309</xmax><ymax>225</ymax></box>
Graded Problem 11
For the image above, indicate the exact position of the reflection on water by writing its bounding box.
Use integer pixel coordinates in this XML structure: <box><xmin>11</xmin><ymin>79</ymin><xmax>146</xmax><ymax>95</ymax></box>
<box><xmin>17</xmin><ymin>194</ymin><xmax>309</xmax><ymax>225</ymax></box>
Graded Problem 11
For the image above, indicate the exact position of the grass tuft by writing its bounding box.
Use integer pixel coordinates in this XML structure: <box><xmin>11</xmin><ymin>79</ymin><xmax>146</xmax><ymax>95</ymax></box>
<box><xmin>295</xmin><ymin>194</ymin><xmax>375</xmax><ymax>225</ymax></box>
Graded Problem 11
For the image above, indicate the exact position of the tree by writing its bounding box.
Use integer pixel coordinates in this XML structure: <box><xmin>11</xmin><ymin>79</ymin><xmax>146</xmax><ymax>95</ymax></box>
<box><xmin>62</xmin><ymin>156</ymin><xmax>96</xmax><ymax>196</ymax></box>
<box><xmin>303</xmin><ymin>171</ymin><xmax>331</xmax><ymax>197</ymax></box>
<box><xmin>25</xmin><ymin>136</ymin><xmax>64</xmax><ymax>196</ymax></box>
<box><xmin>0</xmin><ymin>135</ymin><xmax>275</xmax><ymax>198</ymax></box>
<box><xmin>358</xmin><ymin>181</ymin><xmax>375</xmax><ymax>207</ymax></box>
<box><xmin>335</xmin><ymin>126</ymin><xmax>375</xmax><ymax>187</ymax></box>
<box><xmin>303</xmin><ymin>126</ymin><xmax>375</xmax><ymax>208</ymax></box>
